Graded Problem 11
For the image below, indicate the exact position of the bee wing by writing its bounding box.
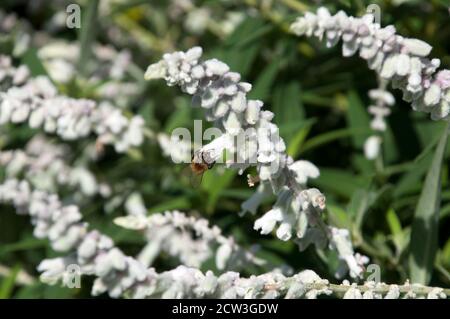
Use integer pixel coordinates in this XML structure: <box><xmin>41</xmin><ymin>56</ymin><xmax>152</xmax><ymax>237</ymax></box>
<box><xmin>189</xmin><ymin>171</ymin><xmax>204</xmax><ymax>188</ymax></box>
<box><xmin>181</xmin><ymin>165</ymin><xmax>203</xmax><ymax>188</ymax></box>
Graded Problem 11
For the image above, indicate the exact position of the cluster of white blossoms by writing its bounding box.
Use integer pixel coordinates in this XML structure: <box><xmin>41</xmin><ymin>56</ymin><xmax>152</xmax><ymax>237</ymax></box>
<box><xmin>114</xmin><ymin>211</ymin><xmax>265</xmax><ymax>271</ymax></box>
<box><xmin>157</xmin><ymin>132</ymin><xmax>192</xmax><ymax>164</ymax></box>
<box><xmin>37</xmin><ymin>41</ymin><xmax>139</xmax><ymax>107</ymax></box>
<box><xmin>0</xmin><ymin>178</ymin><xmax>323</xmax><ymax>298</ymax></box>
<box><xmin>0</xmin><ymin>179</ymin><xmax>447</xmax><ymax>299</ymax></box>
<box><xmin>0</xmin><ymin>178</ymin><xmax>146</xmax><ymax>298</ymax></box>
<box><xmin>0</xmin><ymin>135</ymin><xmax>108</xmax><ymax>197</ymax></box>
<box><xmin>145</xmin><ymin>47</ymin><xmax>366</xmax><ymax>278</ymax></box>
<box><xmin>340</xmin><ymin>280</ymin><xmax>446</xmax><ymax>299</ymax></box>
<box><xmin>291</xmin><ymin>7</ymin><xmax>450</xmax><ymax>122</ymax></box>
<box><xmin>166</xmin><ymin>0</ymin><xmax>245</xmax><ymax>36</ymax></box>
<box><xmin>0</xmin><ymin>55</ymin><xmax>29</xmax><ymax>88</ymax></box>
<box><xmin>0</xmin><ymin>56</ymin><xmax>144</xmax><ymax>153</ymax></box>
<box><xmin>364</xmin><ymin>80</ymin><xmax>395</xmax><ymax>160</ymax></box>
<box><xmin>329</xmin><ymin>227</ymin><xmax>369</xmax><ymax>279</ymax></box>
<box><xmin>0</xmin><ymin>179</ymin><xmax>89</xmax><ymax>251</ymax></box>
<box><xmin>38</xmin><ymin>41</ymin><xmax>132</xmax><ymax>84</ymax></box>
<box><xmin>0</xmin><ymin>9</ymin><xmax>31</xmax><ymax>57</ymax></box>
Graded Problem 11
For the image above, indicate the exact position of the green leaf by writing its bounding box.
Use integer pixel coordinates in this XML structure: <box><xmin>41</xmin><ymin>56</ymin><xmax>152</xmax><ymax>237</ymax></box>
<box><xmin>345</xmin><ymin>90</ymin><xmax>371</xmax><ymax>149</ymax></box>
<box><xmin>347</xmin><ymin>189</ymin><xmax>376</xmax><ymax>228</ymax></box>
<box><xmin>312</xmin><ymin>168</ymin><xmax>370</xmax><ymax>199</ymax></box>
<box><xmin>216</xmin><ymin>17</ymin><xmax>269</xmax><ymax>77</ymax></box>
<box><xmin>0</xmin><ymin>237</ymin><xmax>47</xmax><ymax>258</ymax></box>
<box><xmin>148</xmin><ymin>196</ymin><xmax>191</xmax><ymax>213</ymax></box>
<box><xmin>327</xmin><ymin>204</ymin><xmax>351</xmax><ymax>229</ymax></box>
<box><xmin>348</xmin><ymin>185</ymin><xmax>392</xmax><ymax>230</ymax></box>
<box><xmin>287</xmin><ymin>118</ymin><xmax>316</xmax><ymax>158</ymax></box>
<box><xmin>272</xmin><ymin>82</ymin><xmax>305</xmax><ymax>143</ymax></box>
<box><xmin>21</xmin><ymin>48</ymin><xmax>48</xmax><ymax>77</ymax></box>
<box><xmin>386</xmin><ymin>208</ymin><xmax>409</xmax><ymax>255</ymax></box>
<box><xmin>248</xmin><ymin>60</ymin><xmax>280</xmax><ymax>101</ymax></box>
<box><xmin>393</xmin><ymin>154</ymin><xmax>431</xmax><ymax>198</ymax></box>
<box><xmin>164</xmin><ymin>97</ymin><xmax>192</xmax><ymax>133</ymax></box>
<box><xmin>0</xmin><ymin>264</ymin><xmax>20</xmax><ymax>299</ymax></box>
<box><xmin>202</xmin><ymin>170</ymin><xmax>237</xmax><ymax>212</ymax></box>
<box><xmin>300</xmin><ymin>127</ymin><xmax>371</xmax><ymax>154</ymax></box>
<box><xmin>223</xmin><ymin>18</ymin><xmax>270</xmax><ymax>48</ymax></box>
<box><xmin>409</xmin><ymin>123</ymin><xmax>449</xmax><ymax>284</ymax></box>
<box><xmin>386</xmin><ymin>208</ymin><xmax>402</xmax><ymax>236</ymax></box>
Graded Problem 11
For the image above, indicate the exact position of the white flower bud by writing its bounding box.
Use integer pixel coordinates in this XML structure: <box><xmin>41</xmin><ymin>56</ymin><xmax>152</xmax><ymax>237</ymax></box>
<box><xmin>402</xmin><ymin>38</ymin><xmax>432</xmax><ymax>57</ymax></box>
<box><xmin>380</xmin><ymin>54</ymin><xmax>398</xmax><ymax>79</ymax></box>
<box><xmin>364</xmin><ymin>135</ymin><xmax>382</xmax><ymax>160</ymax></box>
<box><xmin>254</xmin><ymin>208</ymin><xmax>283</xmax><ymax>235</ymax></box>
<box><xmin>276</xmin><ymin>222</ymin><xmax>292</xmax><ymax>241</ymax></box>
<box><xmin>204</xmin><ymin>59</ymin><xmax>229</xmax><ymax>76</ymax></box>
<box><xmin>424</xmin><ymin>84</ymin><xmax>442</xmax><ymax>106</ymax></box>
<box><xmin>396</xmin><ymin>53</ymin><xmax>410</xmax><ymax>76</ymax></box>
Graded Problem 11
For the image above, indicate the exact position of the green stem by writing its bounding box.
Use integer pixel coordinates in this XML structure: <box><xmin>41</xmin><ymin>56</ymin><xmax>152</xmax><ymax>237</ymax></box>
<box><xmin>266</xmin><ymin>280</ymin><xmax>450</xmax><ymax>297</ymax></box>
<box><xmin>77</xmin><ymin>0</ymin><xmax>99</xmax><ymax>76</ymax></box>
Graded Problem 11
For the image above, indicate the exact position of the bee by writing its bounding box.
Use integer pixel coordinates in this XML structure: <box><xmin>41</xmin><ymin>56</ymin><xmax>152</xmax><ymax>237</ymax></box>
<box><xmin>185</xmin><ymin>150</ymin><xmax>215</xmax><ymax>187</ymax></box>
<box><xmin>95</xmin><ymin>139</ymin><xmax>105</xmax><ymax>156</ymax></box>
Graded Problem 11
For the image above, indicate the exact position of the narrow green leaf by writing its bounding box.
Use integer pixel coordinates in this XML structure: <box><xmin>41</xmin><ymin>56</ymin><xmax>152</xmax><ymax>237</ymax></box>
<box><xmin>386</xmin><ymin>208</ymin><xmax>402</xmax><ymax>236</ymax></box>
<box><xmin>164</xmin><ymin>97</ymin><xmax>192</xmax><ymax>133</ymax></box>
<box><xmin>202</xmin><ymin>170</ymin><xmax>236</xmax><ymax>212</ymax></box>
<box><xmin>216</xmin><ymin>17</ymin><xmax>268</xmax><ymax>76</ymax></box>
<box><xmin>348</xmin><ymin>185</ymin><xmax>391</xmax><ymax>230</ymax></box>
<box><xmin>287</xmin><ymin>118</ymin><xmax>316</xmax><ymax>158</ymax></box>
<box><xmin>312</xmin><ymin>168</ymin><xmax>370</xmax><ymax>199</ymax></box>
<box><xmin>345</xmin><ymin>90</ymin><xmax>371</xmax><ymax>148</ymax></box>
<box><xmin>393</xmin><ymin>154</ymin><xmax>431</xmax><ymax>198</ymax></box>
<box><xmin>77</xmin><ymin>0</ymin><xmax>99</xmax><ymax>75</ymax></box>
<box><xmin>409</xmin><ymin>123</ymin><xmax>449</xmax><ymax>284</ymax></box>
<box><xmin>327</xmin><ymin>204</ymin><xmax>351</xmax><ymax>229</ymax></box>
<box><xmin>248</xmin><ymin>60</ymin><xmax>280</xmax><ymax>101</ymax></box>
<box><xmin>0</xmin><ymin>237</ymin><xmax>47</xmax><ymax>257</ymax></box>
<box><xmin>300</xmin><ymin>127</ymin><xmax>371</xmax><ymax>154</ymax></box>
<box><xmin>148</xmin><ymin>196</ymin><xmax>191</xmax><ymax>213</ymax></box>
<box><xmin>0</xmin><ymin>265</ymin><xmax>20</xmax><ymax>299</ymax></box>
<box><xmin>21</xmin><ymin>48</ymin><xmax>48</xmax><ymax>77</ymax></box>
<box><xmin>272</xmin><ymin>82</ymin><xmax>305</xmax><ymax>143</ymax></box>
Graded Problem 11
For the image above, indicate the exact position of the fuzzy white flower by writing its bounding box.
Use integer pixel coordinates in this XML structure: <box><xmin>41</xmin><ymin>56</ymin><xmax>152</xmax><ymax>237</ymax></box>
<box><xmin>291</xmin><ymin>7</ymin><xmax>450</xmax><ymax>121</ymax></box>
<box><xmin>364</xmin><ymin>135</ymin><xmax>382</xmax><ymax>160</ymax></box>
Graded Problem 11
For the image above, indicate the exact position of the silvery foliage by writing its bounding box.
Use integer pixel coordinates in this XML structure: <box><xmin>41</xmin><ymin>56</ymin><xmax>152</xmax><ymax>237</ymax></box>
<box><xmin>0</xmin><ymin>178</ymin><xmax>331</xmax><ymax>298</ymax></box>
<box><xmin>0</xmin><ymin>178</ymin><xmax>144</xmax><ymax>298</ymax></box>
<box><xmin>364</xmin><ymin>81</ymin><xmax>395</xmax><ymax>160</ymax></box>
<box><xmin>114</xmin><ymin>211</ymin><xmax>265</xmax><ymax>270</ymax></box>
<box><xmin>145</xmin><ymin>47</ymin><xmax>366</xmax><ymax>278</ymax></box>
<box><xmin>0</xmin><ymin>135</ymin><xmax>107</xmax><ymax>197</ymax></box>
<box><xmin>0</xmin><ymin>179</ymin><xmax>446</xmax><ymax>299</ymax></box>
<box><xmin>291</xmin><ymin>7</ymin><xmax>450</xmax><ymax>121</ymax></box>
<box><xmin>0</xmin><ymin>55</ymin><xmax>144</xmax><ymax>153</ymax></box>
<box><xmin>340</xmin><ymin>280</ymin><xmax>446</xmax><ymax>299</ymax></box>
